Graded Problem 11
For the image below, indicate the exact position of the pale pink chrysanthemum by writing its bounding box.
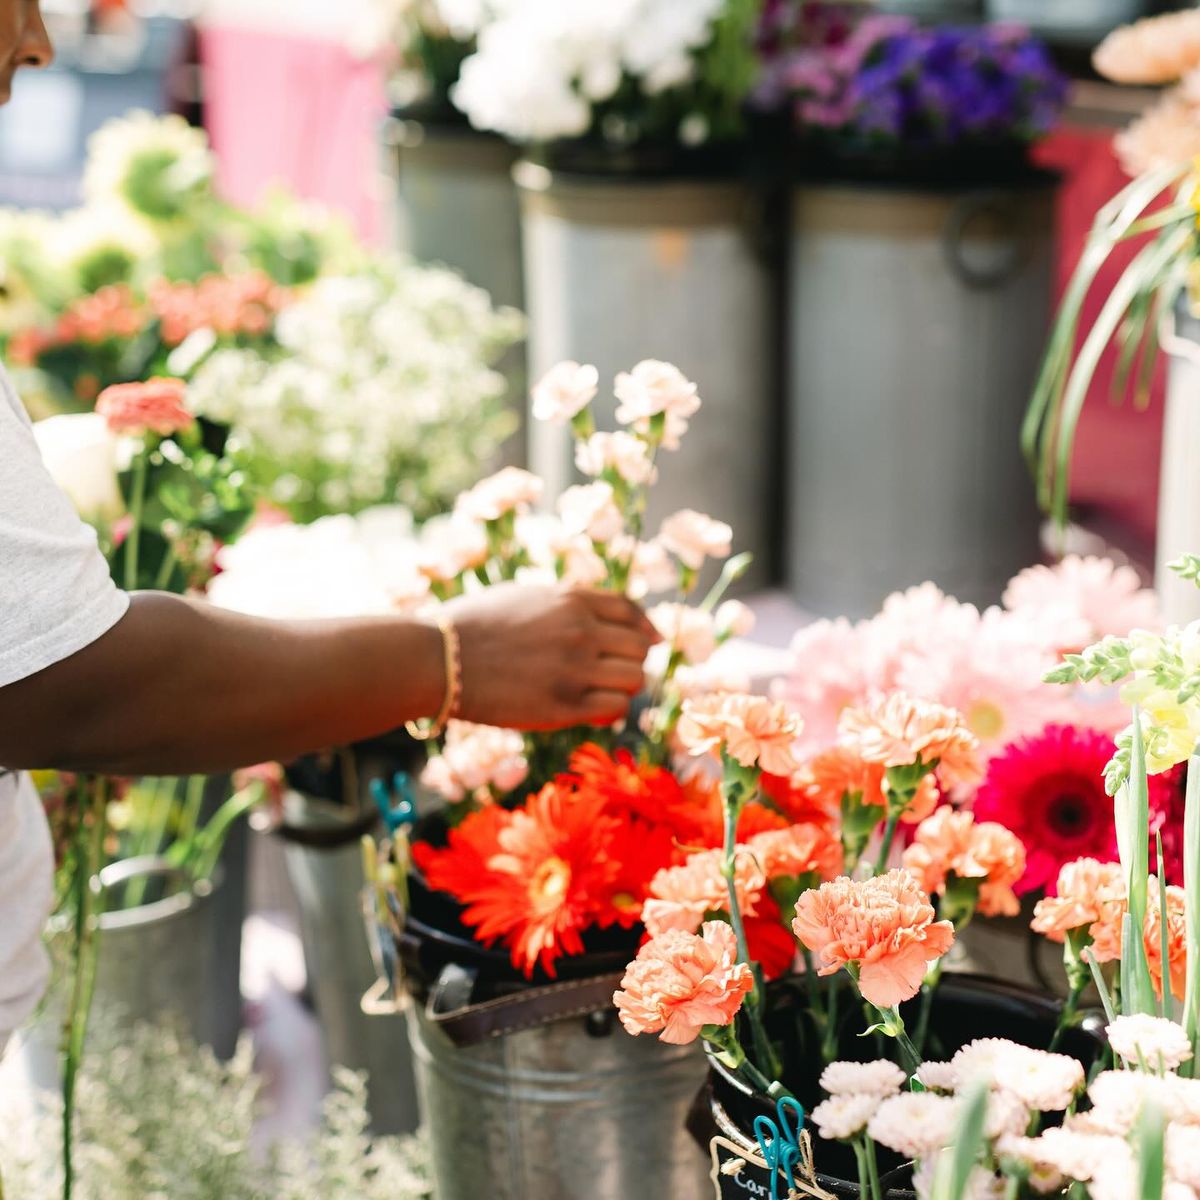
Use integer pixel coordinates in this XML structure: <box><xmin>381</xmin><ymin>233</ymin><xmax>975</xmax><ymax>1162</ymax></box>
<box><xmin>868</xmin><ymin>1092</ymin><xmax>959</xmax><ymax>1160</ymax></box>
<box><xmin>641</xmin><ymin>847</ymin><xmax>764</xmax><ymax>938</ymax></box>
<box><xmin>985</xmin><ymin>1090</ymin><xmax>1032</xmax><ymax>1140</ymax></box>
<box><xmin>819</xmin><ymin>1059</ymin><xmax>906</xmax><ymax>1099</ymax></box>
<box><xmin>912</xmin><ymin>1155</ymin><xmax>1007</xmax><ymax>1200</ymax></box>
<box><xmin>677</xmin><ymin>692</ymin><xmax>803</xmax><ymax>777</ymax></box>
<box><xmin>838</xmin><ymin>691</ymin><xmax>983</xmax><ymax>790</ymax></box>
<box><xmin>1094</xmin><ymin>9</ymin><xmax>1200</xmax><ymax>83</ymax></box>
<box><xmin>1107</xmin><ymin>1013</ymin><xmax>1194</xmax><ymax>1071</ymax></box>
<box><xmin>775</xmin><ymin>616</ymin><xmax>881</xmax><ymax>753</ymax></box>
<box><xmin>1167</xmin><ymin>1124</ymin><xmax>1200</xmax><ymax>1190</ymax></box>
<box><xmin>1003</xmin><ymin>555</ymin><xmax>1161</xmax><ymax>652</ymax></box>
<box><xmin>1086</xmin><ymin>1071</ymin><xmax>1177</xmax><ymax>1135</ymax></box>
<box><xmin>810</xmin><ymin>1094</ymin><xmax>881</xmax><ymax>1141</ymax></box>
<box><xmin>993</xmin><ymin>1048</ymin><xmax>1085</xmax><ymax>1113</ymax></box>
<box><xmin>613</xmin><ymin>921</ymin><xmax>753</xmax><ymax>1045</ymax></box>
<box><xmin>1002</xmin><ymin>1129</ymin><xmax>1132</xmax><ymax>1186</ymax></box>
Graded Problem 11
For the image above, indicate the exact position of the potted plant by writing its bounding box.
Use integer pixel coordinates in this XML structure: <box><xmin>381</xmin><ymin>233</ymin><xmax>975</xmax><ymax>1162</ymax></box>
<box><xmin>1023</xmin><ymin>7</ymin><xmax>1200</xmax><ymax>626</ymax></box>
<box><xmin>446</xmin><ymin>0</ymin><xmax>773</xmax><ymax>590</ymax></box>
<box><xmin>622</xmin><ymin>563</ymin><xmax>1200</xmax><ymax>1197</ymax></box>
<box><xmin>753</xmin><ymin>4</ymin><xmax>1069</xmax><ymax>616</ymax></box>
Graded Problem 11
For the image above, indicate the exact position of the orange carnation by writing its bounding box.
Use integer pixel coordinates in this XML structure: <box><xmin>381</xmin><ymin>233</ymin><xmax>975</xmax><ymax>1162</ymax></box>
<box><xmin>799</xmin><ymin>745</ymin><xmax>939</xmax><ymax>826</ymax></box>
<box><xmin>677</xmin><ymin>692</ymin><xmax>803</xmax><ymax>776</ymax></box>
<box><xmin>614</xmin><ymin>921</ymin><xmax>754</xmax><ymax>1044</ymax></box>
<box><xmin>1146</xmin><ymin>880</ymin><xmax>1188</xmax><ymax>1003</ymax></box>
<box><xmin>838</xmin><ymin>692</ymin><xmax>983</xmax><ymax>791</ymax></box>
<box><xmin>642</xmin><ymin>847</ymin><xmax>765</xmax><ymax>938</ymax></box>
<box><xmin>750</xmin><ymin>823</ymin><xmax>843</xmax><ymax>883</ymax></box>
<box><xmin>902</xmin><ymin>807</ymin><xmax>1026</xmax><ymax>918</ymax></box>
<box><xmin>791</xmin><ymin>870</ymin><xmax>956</xmax><ymax>1008</ymax></box>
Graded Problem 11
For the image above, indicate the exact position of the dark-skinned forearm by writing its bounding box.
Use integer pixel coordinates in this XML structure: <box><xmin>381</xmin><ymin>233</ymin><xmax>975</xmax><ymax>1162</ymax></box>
<box><xmin>0</xmin><ymin>591</ymin><xmax>445</xmax><ymax>775</ymax></box>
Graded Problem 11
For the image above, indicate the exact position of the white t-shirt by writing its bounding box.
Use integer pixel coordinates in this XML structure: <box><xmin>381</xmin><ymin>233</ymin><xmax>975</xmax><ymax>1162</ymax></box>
<box><xmin>0</xmin><ymin>369</ymin><xmax>129</xmax><ymax>1042</ymax></box>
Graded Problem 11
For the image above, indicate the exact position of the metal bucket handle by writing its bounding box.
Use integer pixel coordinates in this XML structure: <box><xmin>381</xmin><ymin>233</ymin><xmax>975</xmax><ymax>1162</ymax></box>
<box><xmin>423</xmin><ymin>963</ymin><xmax>626</xmax><ymax>1048</ymax></box>
<box><xmin>942</xmin><ymin>191</ymin><xmax>1028</xmax><ymax>291</ymax></box>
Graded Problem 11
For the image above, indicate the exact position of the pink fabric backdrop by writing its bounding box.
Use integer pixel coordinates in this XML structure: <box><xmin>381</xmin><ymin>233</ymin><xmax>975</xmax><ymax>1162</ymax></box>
<box><xmin>199</xmin><ymin>25</ymin><xmax>388</xmax><ymax>244</ymax></box>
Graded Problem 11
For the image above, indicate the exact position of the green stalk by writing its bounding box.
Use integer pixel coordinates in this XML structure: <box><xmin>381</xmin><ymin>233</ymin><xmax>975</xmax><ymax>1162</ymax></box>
<box><xmin>720</xmin><ymin>766</ymin><xmax>779</xmax><ymax>1079</ymax></box>
<box><xmin>852</xmin><ymin>1138</ymin><xmax>876</xmax><ymax>1200</ymax></box>
<box><xmin>880</xmin><ymin>1006</ymin><xmax>922</xmax><ymax>1074</ymax></box>
<box><xmin>123</xmin><ymin>447</ymin><xmax>148</xmax><ymax>591</ymax></box>
<box><xmin>62</xmin><ymin>777</ymin><xmax>108</xmax><ymax>1200</ymax></box>
<box><xmin>1183</xmin><ymin>755</ymin><xmax>1200</xmax><ymax>1075</ymax></box>
<box><xmin>1049</xmin><ymin>929</ymin><xmax>1092</xmax><ymax>1054</ymax></box>
<box><xmin>862</xmin><ymin>1136</ymin><xmax>884</xmax><ymax>1200</ymax></box>
<box><xmin>153</xmin><ymin>544</ymin><xmax>179</xmax><ymax>591</ymax></box>
<box><xmin>1157</xmin><ymin>830</ymin><xmax>1173</xmax><ymax>1021</ymax></box>
<box><xmin>822</xmin><ymin>972</ymin><xmax>841</xmax><ymax>1064</ymax></box>
<box><xmin>873</xmin><ymin>810</ymin><xmax>901</xmax><ymax>877</ymax></box>
<box><xmin>914</xmin><ymin>959</ymin><xmax>945</xmax><ymax>1057</ymax></box>
<box><xmin>1118</xmin><ymin>712</ymin><xmax>1156</xmax><ymax>1017</ymax></box>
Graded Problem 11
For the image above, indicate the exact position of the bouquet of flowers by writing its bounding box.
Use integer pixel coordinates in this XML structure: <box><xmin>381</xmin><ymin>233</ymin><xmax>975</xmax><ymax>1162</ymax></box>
<box><xmin>614</xmin><ymin>556</ymin><xmax>1200</xmax><ymax>1200</ymax></box>
<box><xmin>447</xmin><ymin>0</ymin><xmax>760</xmax><ymax>150</ymax></box>
<box><xmin>753</xmin><ymin>3</ymin><xmax>1067</xmax><ymax>162</ymax></box>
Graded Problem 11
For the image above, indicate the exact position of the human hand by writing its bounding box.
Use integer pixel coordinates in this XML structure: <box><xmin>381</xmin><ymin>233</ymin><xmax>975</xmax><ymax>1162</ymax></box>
<box><xmin>444</xmin><ymin>584</ymin><xmax>658</xmax><ymax>731</ymax></box>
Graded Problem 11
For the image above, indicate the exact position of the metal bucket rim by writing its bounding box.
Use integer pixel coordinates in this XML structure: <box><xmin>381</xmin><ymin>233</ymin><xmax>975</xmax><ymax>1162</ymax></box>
<box><xmin>47</xmin><ymin>856</ymin><xmax>220</xmax><ymax>934</ymax></box>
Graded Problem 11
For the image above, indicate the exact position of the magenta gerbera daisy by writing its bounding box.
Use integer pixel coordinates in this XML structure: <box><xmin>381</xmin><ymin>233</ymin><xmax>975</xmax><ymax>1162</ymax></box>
<box><xmin>973</xmin><ymin>725</ymin><xmax>1176</xmax><ymax>895</ymax></box>
<box><xmin>979</xmin><ymin>724</ymin><xmax>1185</xmax><ymax>897</ymax></box>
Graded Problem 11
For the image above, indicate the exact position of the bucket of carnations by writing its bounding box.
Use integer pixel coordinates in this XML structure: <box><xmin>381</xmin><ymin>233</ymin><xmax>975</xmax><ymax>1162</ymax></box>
<box><xmin>362</xmin><ymin>358</ymin><xmax>772</xmax><ymax>1200</ymax></box>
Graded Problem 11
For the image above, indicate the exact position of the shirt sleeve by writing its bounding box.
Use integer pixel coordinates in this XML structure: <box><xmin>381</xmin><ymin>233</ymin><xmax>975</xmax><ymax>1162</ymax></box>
<box><xmin>0</xmin><ymin>375</ymin><xmax>130</xmax><ymax>688</ymax></box>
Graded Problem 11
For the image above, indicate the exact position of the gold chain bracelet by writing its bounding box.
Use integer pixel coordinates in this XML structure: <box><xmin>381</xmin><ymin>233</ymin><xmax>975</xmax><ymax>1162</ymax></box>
<box><xmin>405</xmin><ymin>613</ymin><xmax>462</xmax><ymax>741</ymax></box>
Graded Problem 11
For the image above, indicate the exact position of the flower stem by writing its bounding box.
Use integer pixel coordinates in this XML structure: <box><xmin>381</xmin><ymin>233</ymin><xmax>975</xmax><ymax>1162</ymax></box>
<box><xmin>864</xmin><ymin>1135</ymin><xmax>884</xmax><ymax>1200</ymax></box>
<box><xmin>914</xmin><ymin>960</ymin><xmax>945</xmax><ymax>1057</ymax></box>
<box><xmin>1048</xmin><ymin>976</ymin><xmax>1087</xmax><ymax>1055</ymax></box>
<box><xmin>124</xmin><ymin>447</ymin><xmax>148</xmax><ymax>591</ymax></box>
<box><xmin>62</xmin><ymin>777</ymin><xmax>107</xmax><ymax>1200</ymax></box>
<box><xmin>853</xmin><ymin>1136</ymin><xmax>883</xmax><ymax>1200</ymax></box>
<box><xmin>873</xmin><ymin>810</ymin><xmax>901</xmax><ymax>877</ymax></box>
<box><xmin>876</xmin><ymin>1004</ymin><xmax>922</xmax><ymax>1074</ymax></box>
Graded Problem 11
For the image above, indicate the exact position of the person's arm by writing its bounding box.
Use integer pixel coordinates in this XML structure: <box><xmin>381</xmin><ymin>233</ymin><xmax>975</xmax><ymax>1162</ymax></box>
<box><xmin>0</xmin><ymin>583</ymin><xmax>656</xmax><ymax>776</ymax></box>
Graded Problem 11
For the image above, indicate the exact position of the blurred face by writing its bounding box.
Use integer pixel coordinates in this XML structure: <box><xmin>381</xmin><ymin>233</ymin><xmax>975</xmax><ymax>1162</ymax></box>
<box><xmin>0</xmin><ymin>0</ymin><xmax>52</xmax><ymax>105</ymax></box>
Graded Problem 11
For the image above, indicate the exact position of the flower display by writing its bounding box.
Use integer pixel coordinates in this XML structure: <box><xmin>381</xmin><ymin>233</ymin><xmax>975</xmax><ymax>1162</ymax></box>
<box><xmin>612</xmin><ymin>921</ymin><xmax>754</xmax><ymax>1045</ymax></box>
<box><xmin>791</xmin><ymin>870</ymin><xmax>956</xmax><ymax>1008</ymax></box>
<box><xmin>754</xmin><ymin>8</ymin><xmax>1067</xmax><ymax>156</ymax></box>
<box><xmin>449</xmin><ymin>0</ymin><xmax>759</xmax><ymax>147</ymax></box>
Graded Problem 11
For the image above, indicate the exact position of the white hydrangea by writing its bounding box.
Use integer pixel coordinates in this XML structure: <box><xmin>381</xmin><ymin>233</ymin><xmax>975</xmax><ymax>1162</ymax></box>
<box><xmin>207</xmin><ymin>507</ymin><xmax>430</xmax><ymax>619</ymax></box>
<box><xmin>188</xmin><ymin>259</ymin><xmax>523</xmax><ymax>521</ymax></box>
<box><xmin>450</xmin><ymin>0</ymin><xmax>725</xmax><ymax>142</ymax></box>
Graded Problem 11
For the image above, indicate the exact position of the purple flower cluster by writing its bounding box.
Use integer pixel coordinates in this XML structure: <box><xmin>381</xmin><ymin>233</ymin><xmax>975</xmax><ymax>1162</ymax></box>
<box><xmin>755</xmin><ymin>3</ymin><xmax>1069</xmax><ymax>148</ymax></box>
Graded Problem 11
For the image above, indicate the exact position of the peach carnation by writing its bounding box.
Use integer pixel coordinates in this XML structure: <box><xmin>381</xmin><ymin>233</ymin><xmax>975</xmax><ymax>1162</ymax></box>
<box><xmin>750</xmin><ymin>823</ymin><xmax>842</xmax><ymax>883</ymax></box>
<box><xmin>1113</xmin><ymin>88</ymin><xmax>1200</xmax><ymax>178</ymax></box>
<box><xmin>575</xmin><ymin>430</ymin><xmax>656</xmax><ymax>486</ymax></box>
<box><xmin>677</xmin><ymin>691</ymin><xmax>803</xmax><ymax>777</ymax></box>
<box><xmin>838</xmin><ymin>692</ymin><xmax>983</xmax><ymax>790</ymax></box>
<box><xmin>419</xmin><ymin>721</ymin><xmax>529</xmax><ymax>804</ymax></box>
<box><xmin>95</xmin><ymin>376</ymin><xmax>193</xmax><ymax>437</ymax></box>
<box><xmin>798</xmin><ymin>746</ymin><xmax>939</xmax><ymax>826</ymax></box>
<box><xmin>613</xmin><ymin>920</ymin><xmax>754</xmax><ymax>1045</ymax></box>
<box><xmin>456</xmin><ymin>467</ymin><xmax>543</xmax><ymax>523</ymax></box>
<box><xmin>902</xmin><ymin>807</ymin><xmax>1026</xmax><ymax>918</ymax></box>
<box><xmin>648</xmin><ymin>602</ymin><xmax>718</xmax><ymax>665</ymax></box>
<box><xmin>557</xmin><ymin>481</ymin><xmax>624</xmax><ymax>543</ymax></box>
<box><xmin>658</xmin><ymin>509</ymin><xmax>732</xmax><ymax>571</ymax></box>
<box><xmin>791</xmin><ymin>869</ymin><xmax>955</xmax><ymax>1008</ymax></box>
<box><xmin>642</xmin><ymin>847</ymin><xmax>764</xmax><ymax>938</ymax></box>
<box><xmin>1094</xmin><ymin>10</ymin><xmax>1200</xmax><ymax>84</ymax></box>
<box><xmin>614</xmin><ymin>359</ymin><xmax>701</xmax><ymax>450</ymax></box>
<box><xmin>1030</xmin><ymin>858</ymin><xmax>1126</xmax><ymax>942</ymax></box>
<box><xmin>531</xmin><ymin>360</ymin><xmax>598</xmax><ymax>423</ymax></box>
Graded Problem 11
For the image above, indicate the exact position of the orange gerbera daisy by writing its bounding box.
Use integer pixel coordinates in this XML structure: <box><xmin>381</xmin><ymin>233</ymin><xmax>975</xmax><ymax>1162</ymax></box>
<box><xmin>411</xmin><ymin>802</ymin><xmax>509</xmax><ymax>898</ymax></box>
<box><xmin>462</xmin><ymin>782</ymin><xmax>621</xmax><ymax>977</ymax></box>
<box><xmin>569</xmin><ymin>743</ymin><xmax>698</xmax><ymax>837</ymax></box>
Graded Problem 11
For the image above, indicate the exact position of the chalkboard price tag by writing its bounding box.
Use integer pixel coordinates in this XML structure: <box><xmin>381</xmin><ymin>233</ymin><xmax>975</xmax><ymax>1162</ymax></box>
<box><xmin>709</xmin><ymin>1135</ymin><xmax>777</xmax><ymax>1200</ymax></box>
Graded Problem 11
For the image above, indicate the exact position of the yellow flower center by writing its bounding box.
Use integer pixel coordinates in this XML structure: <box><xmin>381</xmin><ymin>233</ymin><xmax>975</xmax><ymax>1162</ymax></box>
<box><xmin>610</xmin><ymin>890</ymin><xmax>637</xmax><ymax>913</ymax></box>
<box><xmin>967</xmin><ymin>700</ymin><xmax>1005</xmax><ymax>742</ymax></box>
<box><xmin>530</xmin><ymin>856</ymin><xmax>571</xmax><ymax>910</ymax></box>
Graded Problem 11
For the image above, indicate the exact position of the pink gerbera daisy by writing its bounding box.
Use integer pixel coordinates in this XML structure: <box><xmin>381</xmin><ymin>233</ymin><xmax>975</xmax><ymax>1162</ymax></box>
<box><xmin>974</xmin><ymin>725</ymin><xmax>1176</xmax><ymax>895</ymax></box>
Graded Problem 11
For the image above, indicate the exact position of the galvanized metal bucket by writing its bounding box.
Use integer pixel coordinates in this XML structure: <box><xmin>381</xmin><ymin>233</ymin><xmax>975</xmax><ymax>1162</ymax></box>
<box><xmin>516</xmin><ymin>161</ymin><xmax>777</xmax><ymax>591</ymax></box>
<box><xmin>785</xmin><ymin>180</ymin><xmax>1054</xmax><ymax>617</ymax></box>
<box><xmin>280</xmin><ymin>791</ymin><xmax>420</xmax><ymax>1135</ymax></box>
<box><xmin>386</xmin><ymin>114</ymin><xmax>527</xmax><ymax>467</ymax></box>
<box><xmin>15</xmin><ymin>857</ymin><xmax>222</xmax><ymax>1092</ymax></box>
<box><xmin>405</xmin><ymin>964</ymin><xmax>712</xmax><ymax>1200</ymax></box>
<box><xmin>1156</xmin><ymin>303</ymin><xmax>1200</xmax><ymax>626</ymax></box>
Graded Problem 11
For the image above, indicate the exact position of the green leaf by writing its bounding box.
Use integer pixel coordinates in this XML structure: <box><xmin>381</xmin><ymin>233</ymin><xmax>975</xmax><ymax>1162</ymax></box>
<box><xmin>1135</xmin><ymin>1101</ymin><xmax>1165</xmax><ymax>1200</ymax></box>
<box><xmin>932</xmin><ymin>1080</ymin><xmax>990</xmax><ymax>1200</ymax></box>
<box><xmin>1118</xmin><ymin>711</ymin><xmax>1157</xmax><ymax>1016</ymax></box>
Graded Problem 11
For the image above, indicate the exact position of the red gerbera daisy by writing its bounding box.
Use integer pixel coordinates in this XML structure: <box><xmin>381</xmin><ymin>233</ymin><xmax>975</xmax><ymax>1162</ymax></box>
<box><xmin>461</xmin><ymin>782</ymin><xmax>621</xmax><ymax>977</ymax></box>
<box><xmin>594</xmin><ymin>819</ymin><xmax>679</xmax><ymax>931</ymax></box>
<box><xmin>744</xmin><ymin>894</ymin><xmax>800</xmax><ymax>981</ymax></box>
<box><xmin>974</xmin><ymin>724</ymin><xmax>1176</xmax><ymax>896</ymax></box>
